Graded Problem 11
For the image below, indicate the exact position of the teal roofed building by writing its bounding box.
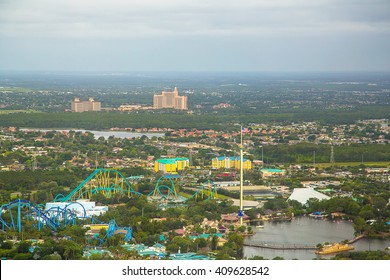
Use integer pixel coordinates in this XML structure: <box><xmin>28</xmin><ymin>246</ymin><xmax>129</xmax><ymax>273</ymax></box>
<box><xmin>260</xmin><ymin>168</ymin><xmax>286</xmax><ymax>178</ymax></box>
<box><xmin>121</xmin><ymin>243</ymin><xmax>166</xmax><ymax>259</ymax></box>
<box><xmin>189</xmin><ymin>233</ymin><xmax>223</xmax><ymax>240</ymax></box>
<box><xmin>170</xmin><ymin>252</ymin><xmax>210</xmax><ymax>260</ymax></box>
<box><xmin>154</xmin><ymin>157</ymin><xmax>190</xmax><ymax>173</ymax></box>
<box><xmin>83</xmin><ymin>248</ymin><xmax>113</xmax><ymax>259</ymax></box>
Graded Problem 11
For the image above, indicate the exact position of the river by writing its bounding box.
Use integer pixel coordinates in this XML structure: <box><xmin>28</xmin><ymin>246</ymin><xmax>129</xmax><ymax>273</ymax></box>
<box><xmin>244</xmin><ymin>217</ymin><xmax>390</xmax><ymax>259</ymax></box>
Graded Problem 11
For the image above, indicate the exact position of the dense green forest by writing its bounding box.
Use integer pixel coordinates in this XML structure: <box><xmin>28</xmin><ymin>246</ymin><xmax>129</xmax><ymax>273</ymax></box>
<box><xmin>254</xmin><ymin>143</ymin><xmax>390</xmax><ymax>164</ymax></box>
<box><xmin>0</xmin><ymin>105</ymin><xmax>389</xmax><ymax>130</ymax></box>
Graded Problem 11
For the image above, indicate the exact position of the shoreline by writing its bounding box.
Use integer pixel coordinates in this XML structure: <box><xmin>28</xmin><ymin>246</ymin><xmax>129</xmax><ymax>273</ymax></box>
<box><xmin>243</xmin><ymin>235</ymin><xmax>365</xmax><ymax>251</ymax></box>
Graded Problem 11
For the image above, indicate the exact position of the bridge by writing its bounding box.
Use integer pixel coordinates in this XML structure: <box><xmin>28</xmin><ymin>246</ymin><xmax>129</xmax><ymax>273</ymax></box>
<box><xmin>243</xmin><ymin>241</ymin><xmax>316</xmax><ymax>250</ymax></box>
<box><xmin>244</xmin><ymin>234</ymin><xmax>365</xmax><ymax>250</ymax></box>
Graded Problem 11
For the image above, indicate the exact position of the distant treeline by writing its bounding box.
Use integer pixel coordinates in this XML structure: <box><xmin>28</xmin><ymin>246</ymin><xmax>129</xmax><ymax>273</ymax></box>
<box><xmin>255</xmin><ymin>143</ymin><xmax>390</xmax><ymax>164</ymax></box>
<box><xmin>0</xmin><ymin>105</ymin><xmax>389</xmax><ymax>130</ymax></box>
<box><xmin>0</xmin><ymin>167</ymin><xmax>152</xmax><ymax>192</ymax></box>
<box><xmin>0</xmin><ymin>170</ymin><xmax>85</xmax><ymax>191</ymax></box>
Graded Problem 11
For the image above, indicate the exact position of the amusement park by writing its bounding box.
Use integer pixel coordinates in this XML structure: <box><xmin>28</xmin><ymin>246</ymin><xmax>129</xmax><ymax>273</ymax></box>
<box><xmin>0</xmin><ymin>164</ymin><xmax>250</xmax><ymax>260</ymax></box>
<box><xmin>1</xmin><ymin>127</ymin><xmax>389</xmax><ymax>261</ymax></box>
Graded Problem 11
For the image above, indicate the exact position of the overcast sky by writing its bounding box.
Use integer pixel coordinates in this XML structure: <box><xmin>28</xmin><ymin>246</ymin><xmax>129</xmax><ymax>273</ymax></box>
<box><xmin>0</xmin><ymin>0</ymin><xmax>389</xmax><ymax>72</ymax></box>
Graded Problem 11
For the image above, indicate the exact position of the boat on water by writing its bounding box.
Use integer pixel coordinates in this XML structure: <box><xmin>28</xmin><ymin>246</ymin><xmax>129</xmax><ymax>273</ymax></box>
<box><xmin>315</xmin><ymin>243</ymin><xmax>354</xmax><ymax>255</ymax></box>
<box><xmin>256</xmin><ymin>225</ymin><xmax>264</xmax><ymax>229</ymax></box>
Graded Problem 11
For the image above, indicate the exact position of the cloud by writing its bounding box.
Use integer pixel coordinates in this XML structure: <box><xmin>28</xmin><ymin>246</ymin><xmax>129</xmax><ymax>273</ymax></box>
<box><xmin>0</xmin><ymin>0</ymin><xmax>389</xmax><ymax>38</ymax></box>
<box><xmin>0</xmin><ymin>0</ymin><xmax>389</xmax><ymax>72</ymax></box>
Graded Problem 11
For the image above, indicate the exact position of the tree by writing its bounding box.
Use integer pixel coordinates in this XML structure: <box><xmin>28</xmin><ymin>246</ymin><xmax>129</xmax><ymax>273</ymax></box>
<box><xmin>372</xmin><ymin>197</ymin><xmax>387</xmax><ymax>212</ymax></box>
<box><xmin>61</xmin><ymin>240</ymin><xmax>83</xmax><ymax>260</ymax></box>
<box><xmin>248</xmin><ymin>256</ymin><xmax>267</xmax><ymax>260</ymax></box>
<box><xmin>211</xmin><ymin>235</ymin><xmax>218</xmax><ymax>250</ymax></box>
<box><xmin>17</xmin><ymin>241</ymin><xmax>31</xmax><ymax>254</ymax></box>
<box><xmin>353</xmin><ymin>217</ymin><xmax>366</xmax><ymax>234</ymax></box>
<box><xmin>238</xmin><ymin>226</ymin><xmax>246</xmax><ymax>233</ymax></box>
<box><xmin>225</xmin><ymin>233</ymin><xmax>244</xmax><ymax>259</ymax></box>
<box><xmin>359</xmin><ymin>205</ymin><xmax>375</xmax><ymax>220</ymax></box>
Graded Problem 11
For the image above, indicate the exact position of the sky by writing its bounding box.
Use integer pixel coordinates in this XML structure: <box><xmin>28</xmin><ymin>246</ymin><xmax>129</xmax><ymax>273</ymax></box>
<box><xmin>0</xmin><ymin>0</ymin><xmax>389</xmax><ymax>72</ymax></box>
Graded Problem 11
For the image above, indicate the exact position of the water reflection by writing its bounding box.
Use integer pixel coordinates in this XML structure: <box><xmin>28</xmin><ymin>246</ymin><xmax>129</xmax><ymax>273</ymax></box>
<box><xmin>244</xmin><ymin>217</ymin><xmax>390</xmax><ymax>260</ymax></box>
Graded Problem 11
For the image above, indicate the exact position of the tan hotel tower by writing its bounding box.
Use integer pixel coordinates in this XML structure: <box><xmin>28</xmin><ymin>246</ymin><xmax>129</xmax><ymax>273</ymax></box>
<box><xmin>71</xmin><ymin>97</ymin><xmax>101</xmax><ymax>112</ymax></box>
<box><xmin>153</xmin><ymin>87</ymin><xmax>188</xmax><ymax>110</ymax></box>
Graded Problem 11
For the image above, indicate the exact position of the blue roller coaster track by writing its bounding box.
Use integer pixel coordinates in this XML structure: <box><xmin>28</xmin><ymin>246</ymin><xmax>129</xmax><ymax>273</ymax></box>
<box><xmin>88</xmin><ymin>219</ymin><xmax>133</xmax><ymax>246</ymax></box>
<box><xmin>0</xmin><ymin>170</ymin><xmax>220</xmax><ymax>234</ymax></box>
<box><xmin>45</xmin><ymin>201</ymin><xmax>87</xmax><ymax>226</ymax></box>
<box><xmin>0</xmin><ymin>199</ymin><xmax>84</xmax><ymax>232</ymax></box>
<box><xmin>106</xmin><ymin>219</ymin><xmax>133</xmax><ymax>242</ymax></box>
<box><xmin>0</xmin><ymin>198</ymin><xmax>133</xmax><ymax>248</ymax></box>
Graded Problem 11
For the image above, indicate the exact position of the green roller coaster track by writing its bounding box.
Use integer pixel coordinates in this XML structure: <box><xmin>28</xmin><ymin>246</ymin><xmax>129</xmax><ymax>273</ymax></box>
<box><xmin>54</xmin><ymin>168</ymin><xmax>141</xmax><ymax>202</ymax></box>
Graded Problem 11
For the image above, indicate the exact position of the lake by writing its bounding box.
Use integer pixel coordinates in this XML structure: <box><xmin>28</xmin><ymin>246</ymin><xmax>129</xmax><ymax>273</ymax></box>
<box><xmin>244</xmin><ymin>217</ymin><xmax>390</xmax><ymax>259</ymax></box>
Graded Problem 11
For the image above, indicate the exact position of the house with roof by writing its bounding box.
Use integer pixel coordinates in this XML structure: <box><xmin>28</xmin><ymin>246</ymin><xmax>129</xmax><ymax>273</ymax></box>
<box><xmin>221</xmin><ymin>213</ymin><xmax>250</xmax><ymax>225</ymax></box>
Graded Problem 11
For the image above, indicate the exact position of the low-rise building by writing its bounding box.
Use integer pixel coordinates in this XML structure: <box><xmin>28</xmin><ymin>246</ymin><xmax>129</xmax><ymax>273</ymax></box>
<box><xmin>154</xmin><ymin>157</ymin><xmax>190</xmax><ymax>173</ymax></box>
<box><xmin>212</xmin><ymin>156</ymin><xmax>252</xmax><ymax>170</ymax></box>
<box><xmin>260</xmin><ymin>168</ymin><xmax>286</xmax><ymax>178</ymax></box>
<box><xmin>45</xmin><ymin>199</ymin><xmax>108</xmax><ymax>218</ymax></box>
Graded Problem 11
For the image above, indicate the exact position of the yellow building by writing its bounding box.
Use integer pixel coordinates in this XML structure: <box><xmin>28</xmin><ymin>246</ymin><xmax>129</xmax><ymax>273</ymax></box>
<box><xmin>83</xmin><ymin>224</ymin><xmax>109</xmax><ymax>231</ymax></box>
<box><xmin>260</xmin><ymin>168</ymin><xmax>286</xmax><ymax>178</ymax></box>
<box><xmin>154</xmin><ymin>158</ymin><xmax>190</xmax><ymax>173</ymax></box>
<box><xmin>212</xmin><ymin>156</ymin><xmax>252</xmax><ymax>170</ymax></box>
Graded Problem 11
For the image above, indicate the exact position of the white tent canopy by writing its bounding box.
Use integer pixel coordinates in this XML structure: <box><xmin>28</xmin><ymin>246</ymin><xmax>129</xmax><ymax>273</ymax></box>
<box><xmin>288</xmin><ymin>188</ymin><xmax>330</xmax><ymax>205</ymax></box>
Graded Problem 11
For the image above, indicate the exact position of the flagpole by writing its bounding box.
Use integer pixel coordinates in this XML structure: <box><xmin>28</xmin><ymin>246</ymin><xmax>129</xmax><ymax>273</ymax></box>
<box><xmin>240</xmin><ymin>126</ymin><xmax>243</xmax><ymax>225</ymax></box>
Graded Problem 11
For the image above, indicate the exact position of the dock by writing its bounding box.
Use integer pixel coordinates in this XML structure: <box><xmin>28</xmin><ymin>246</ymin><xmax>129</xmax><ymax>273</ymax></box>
<box><xmin>243</xmin><ymin>241</ymin><xmax>316</xmax><ymax>250</ymax></box>
<box><xmin>347</xmin><ymin>234</ymin><xmax>364</xmax><ymax>244</ymax></box>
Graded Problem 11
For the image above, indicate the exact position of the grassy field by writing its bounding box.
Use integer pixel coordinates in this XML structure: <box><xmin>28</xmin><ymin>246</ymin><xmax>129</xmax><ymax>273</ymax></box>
<box><xmin>0</xmin><ymin>87</ymin><xmax>32</xmax><ymax>93</ymax></box>
<box><xmin>0</xmin><ymin>109</ymin><xmax>40</xmax><ymax>114</ymax></box>
<box><xmin>310</xmin><ymin>162</ymin><xmax>390</xmax><ymax>168</ymax></box>
<box><xmin>179</xmin><ymin>190</ymin><xmax>232</xmax><ymax>200</ymax></box>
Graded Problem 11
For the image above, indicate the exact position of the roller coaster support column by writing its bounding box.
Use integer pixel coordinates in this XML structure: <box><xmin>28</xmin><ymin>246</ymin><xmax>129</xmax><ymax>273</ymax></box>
<box><xmin>18</xmin><ymin>199</ymin><xmax>22</xmax><ymax>233</ymax></box>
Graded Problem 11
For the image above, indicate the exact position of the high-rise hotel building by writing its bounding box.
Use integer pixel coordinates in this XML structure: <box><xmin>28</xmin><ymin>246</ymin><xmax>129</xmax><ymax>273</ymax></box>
<box><xmin>153</xmin><ymin>87</ymin><xmax>188</xmax><ymax>110</ymax></box>
<box><xmin>71</xmin><ymin>98</ymin><xmax>101</xmax><ymax>112</ymax></box>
